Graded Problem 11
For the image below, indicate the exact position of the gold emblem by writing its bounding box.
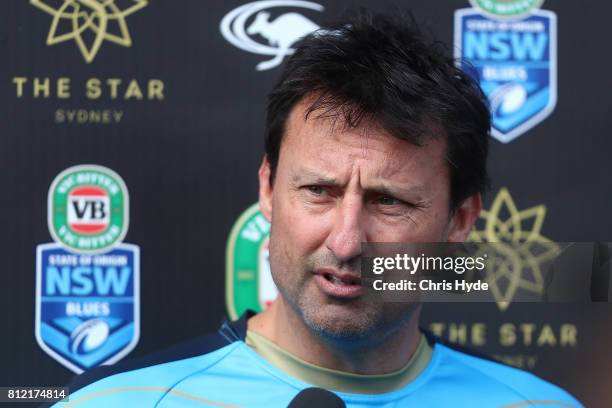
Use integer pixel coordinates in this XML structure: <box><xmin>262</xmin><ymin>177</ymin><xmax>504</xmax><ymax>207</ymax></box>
<box><xmin>31</xmin><ymin>0</ymin><xmax>148</xmax><ymax>63</ymax></box>
<box><xmin>468</xmin><ymin>188</ymin><xmax>560</xmax><ymax>310</ymax></box>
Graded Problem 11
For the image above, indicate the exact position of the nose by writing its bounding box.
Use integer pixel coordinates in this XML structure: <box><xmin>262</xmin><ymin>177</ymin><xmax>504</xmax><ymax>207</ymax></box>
<box><xmin>324</xmin><ymin>197</ymin><xmax>365</xmax><ymax>262</ymax></box>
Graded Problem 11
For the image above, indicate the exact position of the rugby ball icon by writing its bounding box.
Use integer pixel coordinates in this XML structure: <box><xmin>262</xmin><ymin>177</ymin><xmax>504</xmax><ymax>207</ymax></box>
<box><xmin>490</xmin><ymin>83</ymin><xmax>527</xmax><ymax>116</ymax></box>
<box><xmin>69</xmin><ymin>319</ymin><xmax>110</xmax><ymax>355</ymax></box>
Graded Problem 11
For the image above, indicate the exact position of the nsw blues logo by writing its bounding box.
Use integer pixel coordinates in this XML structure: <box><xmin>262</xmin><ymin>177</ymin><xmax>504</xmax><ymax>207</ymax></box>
<box><xmin>36</xmin><ymin>165</ymin><xmax>140</xmax><ymax>373</ymax></box>
<box><xmin>35</xmin><ymin>244</ymin><xmax>140</xmax><ymax>373</ymax></box>
<box><xmin>454</xmin><ymin>8</ymin><xmax>557</xmax><ymax>143</ymax></box>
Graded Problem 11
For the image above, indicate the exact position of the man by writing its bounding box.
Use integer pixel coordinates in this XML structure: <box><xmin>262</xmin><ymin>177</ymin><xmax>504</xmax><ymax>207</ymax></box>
<box><xmin>52</xmin><ymin>12</ymin><xmax>582</xmax><ymax>407</ymax></box>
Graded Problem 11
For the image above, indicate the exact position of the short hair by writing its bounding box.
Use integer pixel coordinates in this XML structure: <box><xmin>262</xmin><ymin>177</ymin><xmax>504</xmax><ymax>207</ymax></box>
<box><xmin>264</xmin><ymin>11</ymin><xmax>490</xmax><ymax>211</ymax></box>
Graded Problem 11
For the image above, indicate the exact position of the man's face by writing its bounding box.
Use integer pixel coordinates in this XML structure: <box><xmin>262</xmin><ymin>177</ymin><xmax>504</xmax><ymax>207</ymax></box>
<box><xmin>259</xmin><ymin>98</ymin><xmax>479</xmax><ymax>341</ymax></box>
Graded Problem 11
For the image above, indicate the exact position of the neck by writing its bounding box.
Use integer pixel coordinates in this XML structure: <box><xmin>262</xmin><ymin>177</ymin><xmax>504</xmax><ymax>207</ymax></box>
<box><xmin>247</xmin><ymin>297</ymin><xmax>422</xmax><ymax>374</ymax></box>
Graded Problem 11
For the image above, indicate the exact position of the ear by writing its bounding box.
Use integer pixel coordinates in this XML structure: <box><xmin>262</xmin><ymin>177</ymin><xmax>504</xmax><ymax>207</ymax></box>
<box><xmin>258</xmin><ymin>156</ymin><xmax>273</xmax><ymax>222</ymax></box>
<box><xmin>446</xmin><ymin>193</ymin><xmax>482</xmax><ymax>242</ymax></box>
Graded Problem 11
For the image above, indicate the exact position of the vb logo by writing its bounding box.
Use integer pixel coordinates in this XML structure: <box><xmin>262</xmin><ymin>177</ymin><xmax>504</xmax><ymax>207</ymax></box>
<box><xmin>49</xmin><ymin>165</ymin><xmax>129</xmax><ymax>253</ymax></box>
<box><xmin>68</xmin><ymin>186</ymin><xmax>110</xmax><ymax>234</ymax></box>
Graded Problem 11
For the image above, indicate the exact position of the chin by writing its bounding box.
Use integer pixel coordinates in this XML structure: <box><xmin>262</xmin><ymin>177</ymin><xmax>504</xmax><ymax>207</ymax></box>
<box><xmin>300</xmin><ymin>301</ymin><xmax>382</xmax><ymax>341</ymax></box>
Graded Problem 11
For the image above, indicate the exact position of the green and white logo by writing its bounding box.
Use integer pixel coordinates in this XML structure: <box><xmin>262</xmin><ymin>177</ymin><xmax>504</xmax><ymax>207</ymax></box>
<box><xmin>469</xmin><ymin>0</ymin><xmax>544</xmax><ymax>19</ymax></box>
<box><xmin>226</xmin><ymin>203</ymin><xmax>277</xmax><ymax>320</ymax></box>
<box><xmin>48</xmin><ymin>164</ymin><xmax>129</xmax><ymax>253</ymax></box>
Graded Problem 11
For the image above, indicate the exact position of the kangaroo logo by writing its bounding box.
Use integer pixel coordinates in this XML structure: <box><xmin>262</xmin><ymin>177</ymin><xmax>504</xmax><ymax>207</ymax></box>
<box><xmin>220</xmin><ymin>1</ymin><xmax>323</xmax><ymax>71</ymax></box>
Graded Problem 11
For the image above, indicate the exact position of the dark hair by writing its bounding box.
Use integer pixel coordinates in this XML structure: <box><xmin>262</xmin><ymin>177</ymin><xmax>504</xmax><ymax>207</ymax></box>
<box><xmin>265</xmin><ymin>11</ymin><xmax>490</xmax><ymax>210</ymax></box>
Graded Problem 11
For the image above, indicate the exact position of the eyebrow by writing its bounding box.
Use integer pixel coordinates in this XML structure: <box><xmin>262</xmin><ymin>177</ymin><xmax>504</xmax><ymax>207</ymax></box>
<box><xmin>291</xmin><ymin>169</ymin><xmax>338</xmax><ymax>185</ymax></box>
<box><xmin>291</xmin><ymin>168</ymin><xmax>428</xmax><ymax>201</ymax></box>
<box><xmin>371</xmin><ymin>182</ymin><xmax>428</xmax><ymax>202</ymax></box>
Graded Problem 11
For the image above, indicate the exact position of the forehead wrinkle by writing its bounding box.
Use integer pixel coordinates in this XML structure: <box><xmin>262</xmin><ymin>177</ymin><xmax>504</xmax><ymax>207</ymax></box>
<box><xmin>284</xmin><ymin>99</ymin><xmax>448</xmax><ymax>198</ymax></box>
<box><xmin>290</xmin><ymin>166</ymin><xmax>339</xmax><ymax>185</ymax></box>
<box><xmin>361</xmin><ymin>143</ymin><xmax>445</xmax><ymax>201</ymax></box>
<box><xmin>357</xmin><ymin>121</ymin><xmax>373</xmax><ymax>160</ymax></box>
<box><xmin>295</xmin><ymin>134</ymin><xmax>424</xmax><ymax>192</ymax></box>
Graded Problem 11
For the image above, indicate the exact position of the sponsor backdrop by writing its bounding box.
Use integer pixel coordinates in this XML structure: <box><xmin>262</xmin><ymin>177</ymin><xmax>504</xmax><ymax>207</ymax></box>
<box><xmin>1</xmin><ymin>0</ymin><xmax>611</xmax><ymax>406</ymax></box>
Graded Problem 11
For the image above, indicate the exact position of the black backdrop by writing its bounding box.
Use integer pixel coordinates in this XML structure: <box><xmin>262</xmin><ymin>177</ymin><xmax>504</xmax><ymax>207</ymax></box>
<box><xmin>1</xmin><ymin>1</ymin><xmax>611</xmax><ymax>406</ymax></box>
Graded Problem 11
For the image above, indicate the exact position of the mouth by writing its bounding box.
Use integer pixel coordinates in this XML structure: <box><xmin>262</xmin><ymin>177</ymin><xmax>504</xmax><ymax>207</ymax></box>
<box><xmin>321</xmin><ymin>271</ymin><xmax>361</xmax><ymax>285</ymax></box>
<box><xmin>313</xmin><ymin>268</ymin><xmax>363</xmax><ymax>299</ymax></box>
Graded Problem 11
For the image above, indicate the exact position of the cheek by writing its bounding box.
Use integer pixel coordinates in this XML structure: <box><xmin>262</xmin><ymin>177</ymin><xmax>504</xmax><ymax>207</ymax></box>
<box><xmin>415</xmin><ymin>207</ymin><xmax>450</xmax><ymax>240</ymax></box>
<box><xmin>268</xmin><ymin>198</ymin><xmax>330</xmax><ymax>294</ymax></box>
<box><xmin>368</xmin><ymin>209</ymin><xmax>450</xmax><ymax>242</ymax></box>
<box><xmin>272</xmin><ymin>193</ymin><xmax>330</xmax><ymax>259</ymax></box>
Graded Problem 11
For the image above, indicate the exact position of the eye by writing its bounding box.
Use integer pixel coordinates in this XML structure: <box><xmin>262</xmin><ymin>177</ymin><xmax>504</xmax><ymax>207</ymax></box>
<box><xmin>305</xmin><ymin>185</ymin><xmax>325</xmax><ymax>195</ymax></box>
<box><xmin>301</xmin><ymin>185</ymin><xmax>332</xmax><ymax>205</ymax></box>
<box><xmin>376</xmin><ymin>196</ymin><xmax>400</xmax><ymax>206</ymax></box>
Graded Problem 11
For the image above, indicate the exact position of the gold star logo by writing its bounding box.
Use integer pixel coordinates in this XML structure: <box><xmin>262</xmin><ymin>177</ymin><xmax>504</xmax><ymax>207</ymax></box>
<box><xmin>468</xmin><ymin>188</ymin><xmax>560</xmax><ymax>311</ymax></box>
<box><xmin>31</xmin><ymin>0</ymin><xmax>148</xmax><ymax>63</ymax></box>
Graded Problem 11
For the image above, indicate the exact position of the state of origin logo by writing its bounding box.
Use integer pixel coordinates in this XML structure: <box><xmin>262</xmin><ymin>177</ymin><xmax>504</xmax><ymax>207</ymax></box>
<box><xmin>35</xmin><ymin>164</ymin><xmax>140</xmax><ymax>373</ymax></box>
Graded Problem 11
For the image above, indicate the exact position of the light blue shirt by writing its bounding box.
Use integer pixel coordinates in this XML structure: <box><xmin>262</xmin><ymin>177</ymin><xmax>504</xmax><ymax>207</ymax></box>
<box><xmin>53</xmin><ymin>335</ymin><xmax>582</xmax><ymax>407</ymax></box>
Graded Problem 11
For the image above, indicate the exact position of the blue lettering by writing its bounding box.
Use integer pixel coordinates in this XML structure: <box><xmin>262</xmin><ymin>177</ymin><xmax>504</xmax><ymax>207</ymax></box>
<box><xmin>464</xmin><ymin>31</ymin><xmax>548</xmax><ymax>61</ymax></box>
<box><xmin>94</xmin><ymin>267</ymin><xmax>131</xmax><ymax>295</ymax></box>
<box><xmin>511</xmin><ymin>32</ymin><xmax>547</xmax><ymax>61</ymax></box>
<box><xmin>44</xmin><ymin>265</ymin><xmax>132</xmax><ymax>295</ymax></box>
<box><xmin>72</xmin><ymin>267</ymin><xmax>93</xmax><ymax>295</ymax></box>
<box><xmin>464</xmin><ymin>31</ymin><xmax>489</xmax><ymax>60</ymax></box>
<box><xmin>489</xmin><ymin>32</ymin><xmax>511</xmax><ymax>60</ymax></box>
<box><xmin>46</xmin><ymin>267</ymin><xmax>71</xmax><ymax>295</ymax></box>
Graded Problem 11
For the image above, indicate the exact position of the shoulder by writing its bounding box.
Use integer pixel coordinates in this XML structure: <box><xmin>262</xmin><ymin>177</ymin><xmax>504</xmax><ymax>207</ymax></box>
<box><xmin>432</xmin><ymin>342</ymin><xmax>583</xmax><ymax>406</ymax></box>
<box><xmin>48</xmin><ymin>313</ymin><xmax>256</xmax><ymax>407</ymax></box>
<box><xmin>56</xmin><ymin>342</ymin><xmax>241</xmax><ymax>406</ymax></box>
